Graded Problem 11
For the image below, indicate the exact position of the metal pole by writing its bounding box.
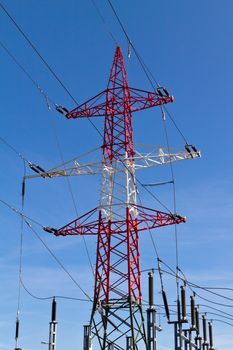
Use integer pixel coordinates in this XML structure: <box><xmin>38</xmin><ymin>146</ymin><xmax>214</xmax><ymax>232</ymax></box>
<box><xmin>147</xmin><ymin>271</ymin><xmax>157</xmax><ymax>350</ymax></box>
<box><xmin>126</xmin><ymin>336</ymin><xmax>133</xmax><ymax>350</ymax></box>
<box><xmin>49</xmin><ymin>298</ymin><xmax>57</xmax><ymax>350</ymax></box>
<box><xmin>174</xmin><ymin>323</ymin><xmax>178</xmax><ymax>350</ymax></box>
<box><xmin>108</xmin><ymin>343</ymin><xmax>114</xmax><ymax>350</ymax></box>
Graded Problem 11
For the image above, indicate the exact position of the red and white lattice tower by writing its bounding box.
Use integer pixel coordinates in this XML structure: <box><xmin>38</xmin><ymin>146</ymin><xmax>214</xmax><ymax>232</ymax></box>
<box><xmin>30</xmin><ymin>47</ymin><xmax>199</xmax><ymax>349</ymax></box>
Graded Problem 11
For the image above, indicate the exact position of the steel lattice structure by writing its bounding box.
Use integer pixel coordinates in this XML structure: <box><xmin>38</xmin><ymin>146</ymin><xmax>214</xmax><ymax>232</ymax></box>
<box><xmin>29</xmin><ymin>47</ymin><xmax>200</xmax><ymax>349</ymax></box>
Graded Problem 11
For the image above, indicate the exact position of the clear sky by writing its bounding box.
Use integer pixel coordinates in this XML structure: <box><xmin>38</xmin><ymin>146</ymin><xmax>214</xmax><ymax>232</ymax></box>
<box><xmin>0</xmin><ymin>1</ymin><xmax>233</xmax><ymax>349</ymax></box>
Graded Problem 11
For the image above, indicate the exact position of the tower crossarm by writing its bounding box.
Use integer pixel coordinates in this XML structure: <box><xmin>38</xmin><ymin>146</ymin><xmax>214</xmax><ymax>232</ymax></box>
<box><xmin>133</xmin><ymin>204</ymin><xmax>186</xmax><ymax>232</ymax></box>
<box><xmin>65</xmin><ymin>87</ymin><xmax>173</xmax><ymax>119</ymax></box>
<box><xmin>133</xmin><ymin>147</ymin><xmax>201</xmax><ymax>170</ymax></box>
<box><xmin>52</xmin><ymin>205</ymin><xmax>185</xmax><ymax>237</ymax></box>
<box><xmin>24</xmin><ymin>147</ymin><xmax>200</xmax><ymax>180</ymax></box>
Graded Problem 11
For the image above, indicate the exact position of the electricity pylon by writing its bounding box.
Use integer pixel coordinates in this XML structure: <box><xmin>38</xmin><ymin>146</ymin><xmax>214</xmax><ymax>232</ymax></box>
<box><xmin>27</xmin><ymin>46</ymin><xmax>200</xmax><ymax>349</ymax></box>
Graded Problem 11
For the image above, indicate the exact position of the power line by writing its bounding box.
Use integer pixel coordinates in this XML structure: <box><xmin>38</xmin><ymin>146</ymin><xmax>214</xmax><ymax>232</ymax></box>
<box><xmin>0</xmin><ymin>2</ymin><xmax>175</xmax><ymax>215</ymax></box>
<box><xmin>0</xmin><ymin>39</ymin><xmax>55</xmax><ymax>109</ymax></box>
<box><xmin>20</xmin><ymin>276</ymin><xmax>90</xmax><ymax>302</ymax></box>
<box><xmin>23</xmin><ymin>218</ymin><xmax>92</xmax><ymax>301</ymax></box>
<box><xmin>106</xmin><ymin>0</ymin><xmax>160</xmax><ymax>88</ymax></box>
<box><xmin>106</xmin><ymin>0</ymin><xmax>189</xmax><ymax>145</ymax></box>
<box><xmin>48</xmin><ymin>112</ymin><xmax>95</xmax><ymax>277</ymax></box>
<box><xmin>0</xmin><ymin>197</ymin><xmax>44</xmax><ymax>228</ymax></box>
<box><xmin>0</xmin><ymin>196</ymin><xmax>92</xmax><ymax>301</ymax></box>
<box><xmin>0</xmin><ymin>2</ymin><xmax>104</xmax><ymax>140</ymax></box>
<box><xmin>0</xmin><ymin>1</ymin><xmax>78</xmax><ymax>105</ymax></box>
<box><xmin>90</xmin><ymin>0</ymin><xmax>118</xmax><ymax>45</ymax></box>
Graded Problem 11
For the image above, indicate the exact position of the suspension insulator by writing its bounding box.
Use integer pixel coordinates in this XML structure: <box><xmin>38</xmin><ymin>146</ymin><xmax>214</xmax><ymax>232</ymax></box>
<box><xmin>185</xmin><ymin>144</ymin><xmax>192</xmax><ymax>155</ymax></box>
<box><xmin>157</xmin><ymin>89</ymin><xmax>163</xmax><ymax>97</ymax></box>
<box><xmin>29</xmin><ymin>164</ymin><xmax>40</xmax><ymax>173</ymax></box>
<box><xmin>43</xmin><ymin>227</ymin><xmax>58</xmax><ymax>234</ymax></box>
<box><xmin>163</xmin><ymin>88</ymin><xmax>169</xmax><ymax>96</ymax></box>
<box><xmin>181</xmin><ymin>285</ymin><xmax>186</xmax><ymax>320</ymax></box>
<box><xmin>162</xmin><ymin>290</ymin><xmax>170</xmax><ymax>321</ymax></box>
<box><xmin>191</xmin><ymin>145</ymin><xmax>198</xmax><ymax>153</ymax></box>
<box><xmin>55</xmin><ymin>105</ymin><xmax>65</xmax><ymax>115</ymax></box>
<box><xmin>61</xmin><ymin>106</ymin><xmax>69</xmax><ymax>113</ymax></box>
<box><xmin>35</xmin><ymin>165</ymin><xmax>46</xmax><ymax>173</ymax></box>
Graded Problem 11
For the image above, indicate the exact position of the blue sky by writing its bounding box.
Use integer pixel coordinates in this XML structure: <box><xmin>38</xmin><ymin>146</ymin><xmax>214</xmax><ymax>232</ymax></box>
<box><xmin>0</xmin><ymin>1</ymin><xmax>233</xmax><ymax>349</ymax></box>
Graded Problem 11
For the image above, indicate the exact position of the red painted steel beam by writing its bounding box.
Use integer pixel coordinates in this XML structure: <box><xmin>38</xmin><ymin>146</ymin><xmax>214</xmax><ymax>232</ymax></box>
<box><xmin>54</xmin><ymin>205</ymin><xmax>186</xmax><ymax>237</ymax></box>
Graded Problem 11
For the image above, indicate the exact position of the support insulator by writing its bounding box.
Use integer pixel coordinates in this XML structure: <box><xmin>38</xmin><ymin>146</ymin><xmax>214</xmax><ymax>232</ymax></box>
<box><xmin>108</xmin><ymin>343</ymin><xmax>114</xmax><ymax>350</ymax></box>
<box><xmin>51</xmin><ymin>298</ymin><xmax>57</xmax><ymax>322</ymax></box>
<box><xmin>177</xmin><ymin>297</ymin><xmax>181</xmax><ymax>322</ymax></box>
<box><xmin>195</xmin><ymin>307</ymin><xmax>200</xmax><ymax>335</ymax></box>
<box><xmin>148</xmin><ymin>271</ymin><xmax>154</xmax><ymax>308</ymax></box>
<box><xmin>83</xmin><ymin>325</ymin><xmax>92</xmax><ymax>350</ymax></box>
<box><xmin>202</xmin><ymin>314</ymin><xmax>207</xmax><ymax>344</ymax></box>
<box><xmin>190</xmin><ymin>295</ymin><xmax>196</xmax><ymax>329</ymax></box>
<box><xmin>181</xmin><ymin>285</ymin><xmax>186</xmax><ymax>321</ymax></box>
<box><xmin>208</xmin><ymin>321</ymin><xmax>214</xmax><ymax>349</ymax></box>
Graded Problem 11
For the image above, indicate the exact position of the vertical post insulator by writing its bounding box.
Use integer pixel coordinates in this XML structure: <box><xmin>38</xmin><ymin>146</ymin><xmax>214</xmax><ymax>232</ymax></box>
<box><xmin>202</xmin><ymin>314</ymin><xmax>207</xmax><ymax>344</ymax></box>
<box><xmin>181</xmin><ymin>285</ymin><xmax>186</xmax><ymax>321</ymax></box>
<box><xmin>195</xmin><ymin>307</ymin><xmax>200</xmax><ymax>335</ymax></box>
<box><xmin>51</xmin><ymin>298</ymin><xmax>57</xmax><ymax>322</ymax></box>
<box><xmin>208</xmin><ymin>321</ymin><xmax>214</xmax><ymax>349</ymax></box>
<box><xmin>190</xmin><ymin>295</ymin><xmax>196</xmax><ymax>329</ymax></box>
<box><xmin>148</xmin><ymin>271</ymin><xmax>154</xmax><ymax>308</ymax></box>
<box><xmin>177</xmin><ymin>297</ymin><xmax>181</xmax><ymax>322</ymax></box>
